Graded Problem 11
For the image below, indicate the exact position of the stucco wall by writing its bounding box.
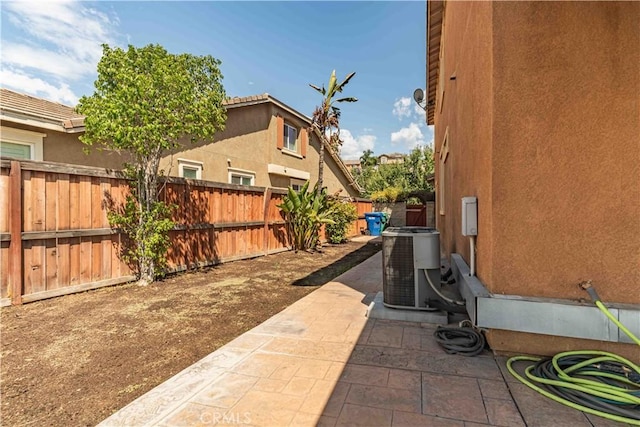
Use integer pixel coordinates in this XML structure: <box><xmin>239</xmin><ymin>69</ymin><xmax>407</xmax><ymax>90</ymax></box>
<box><xmin>434</xmin><ymin>1</ymin><xmax>640</xmax><ymax>355</ymax></box>
<box><xmin>5</xmin><ymin>122</ymin><xmax>127</xmax><ymax>169</ymax></box>
<box><xmin>160</xmin><ymin>103</ymin><xmax>273</xmax><ymax>184</ymax></box>
<box><xmin>160</xmin><ymin>102</ymin><xmax>360</xmax><ymax>198</ymax></box>
<box><xmin>490</xmin><ymin>1</ymin><xmax>640</xmax><ymax>304</ymax></box>
<box><xmin>434</xmin><ymin>1</ymin><xmax>494</xmax><ymax>284</ymax></box>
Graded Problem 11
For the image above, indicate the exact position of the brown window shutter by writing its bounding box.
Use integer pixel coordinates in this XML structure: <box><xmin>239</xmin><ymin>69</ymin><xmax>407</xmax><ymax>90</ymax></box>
<box><xmin>276</xmin><ymin>115</ymin><xmax>284</xmax><ymax>149</ymax></box>
<box><xmin>300</xmin><ymin>128</ymin><xmax>308</xmax><ymax>157</ymax></box>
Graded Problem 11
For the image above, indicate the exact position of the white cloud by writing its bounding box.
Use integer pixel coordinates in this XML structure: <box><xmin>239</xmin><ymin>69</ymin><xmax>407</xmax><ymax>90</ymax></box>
<box><xmin>391</xmin><ymin>122</ymin><xmax>425</xmax><ymax>150</ymax></box>
<box><xmin>1</xmin><ymin>68</ymin><xmax>78</xmax><ymax>105</ymax></box>
<box><xmin>339</xmin><ymin>129</ymin><xmax>376</xmax><ymax>160</ymax></box>
<box><xmin>1</xmin><ymin>0</ymin><xmax>120</xmax><ymax>103</ymax></box>
<box><xmin>393</xmin><ymin>94</ymin><xmax>429</xmax><ymax>129</ymax></box>
<box><xmin>392</xmin><ymin>97</ymin><xmax>412</xmax><ymax>119</ymax></box>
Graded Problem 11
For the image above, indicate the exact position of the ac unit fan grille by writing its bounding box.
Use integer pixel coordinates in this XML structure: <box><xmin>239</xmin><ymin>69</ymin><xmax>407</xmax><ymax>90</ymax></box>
<box><xmin>382</xmin><ymin>235</ymin><xmax>416</xmax><ymax>306</ymax></box>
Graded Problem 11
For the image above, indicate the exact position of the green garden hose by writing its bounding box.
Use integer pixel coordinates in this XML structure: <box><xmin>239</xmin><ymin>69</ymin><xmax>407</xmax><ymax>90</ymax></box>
<box><xmin>506</xmin><ymin>282</ymin><xmax>640</xmax><ymax>425</ymax></box>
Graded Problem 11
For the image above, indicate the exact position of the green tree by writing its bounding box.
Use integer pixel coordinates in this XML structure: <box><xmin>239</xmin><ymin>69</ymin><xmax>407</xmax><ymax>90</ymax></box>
<box><xmin>309</xmin><ymin>70</ymin><xmax>357</xmax><ymax>196</ymax></box>
<box><xmin>402</xmin><ymin>145</ymin><xmax>435</xmax><ymax>192</ymax></box>
<box><xmin>356</xmin><ymin>146</ymin><xmax>435</xmax><ymax>197</ymax></box>
<box><xmin>77</xmin><ymin>44</ymin><xmax>227</xmax><ymax>285</ymax></box>
<box><xmin>359</xmin><ymin>149</ymin><xmax>377</xmax><ymax>168</ymax></box>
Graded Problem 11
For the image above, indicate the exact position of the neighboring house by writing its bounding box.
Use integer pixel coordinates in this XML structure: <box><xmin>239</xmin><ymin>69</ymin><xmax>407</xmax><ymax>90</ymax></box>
<box><xmin>343</xmin><ymin>159</ymin><xmax>362</xmax><ymax>174</ymax></box>
<box><xmin>0</xmin><ymin>89</ymin><xmax>362</xmax><ymax>198</ymax></box>
<box><xmin>0</xmin><ymin>89</ymin><xmax>125</xmax><ymax>169</ymax></box>
<box><xmin>377</xmin><ymin>153</ymin><xmax>405</xmax><ymax>165</ymax></box>
<box><xmin>428</xmin><ymin>1</ymin><xmax>639</xmax><ymax>358</ymax></box>
<box><xmin>160</xmin><ymin>94</ymin><xmax>362</xmax><ymax>198</ymax></box>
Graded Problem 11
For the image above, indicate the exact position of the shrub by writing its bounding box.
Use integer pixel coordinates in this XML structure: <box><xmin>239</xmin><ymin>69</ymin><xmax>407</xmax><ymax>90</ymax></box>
<box><xmin>277</xmin><ymin>182</ymin><xmax>335</xmax><ymax>251</ymax></box>
<box><xmin>370</xmin><ymin>187</ymin><xmax>404</xmax><ymax>203</ymax></box>
<box><xmin>326</xmin><ymin>199</ymin><xmax>358</xmax><ymax>244</ymax></box>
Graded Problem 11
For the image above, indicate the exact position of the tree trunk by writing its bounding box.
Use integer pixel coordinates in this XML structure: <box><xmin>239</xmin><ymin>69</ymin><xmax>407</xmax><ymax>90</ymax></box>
<box><xmin>317</xmin><ymin>137</ymin><xmax>325</xmax><ymax>198</ymax></box>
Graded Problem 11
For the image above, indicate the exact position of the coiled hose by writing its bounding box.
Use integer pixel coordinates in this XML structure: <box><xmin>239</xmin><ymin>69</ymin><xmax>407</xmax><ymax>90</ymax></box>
<box><xmin>507</xmin><ymin>281</ymin><xmax>640</xmax><ymax>425</ymax></box>
<box><xmin>434</xmin><ymin>322</ymin><xmax>486</xmax><ymax>357</ymax></box>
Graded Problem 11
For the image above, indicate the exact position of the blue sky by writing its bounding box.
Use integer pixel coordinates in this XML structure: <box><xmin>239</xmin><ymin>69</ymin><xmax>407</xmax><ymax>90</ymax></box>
<box><xmin>1</xmin><ymin>1</ymin><xmax>433</xmax><ymax>160</ymax></box>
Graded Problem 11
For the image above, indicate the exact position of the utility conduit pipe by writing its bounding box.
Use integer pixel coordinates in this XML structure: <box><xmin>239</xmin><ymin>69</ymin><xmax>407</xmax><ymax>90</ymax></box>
<box><xmin>469</xmin><ymin>235</ymin><xmax>476</xmax><ymax>276</ymax></box>
<box><xmin>423</xmin><ymin>269</ymin><xmax>465</xmax><ymax>306</ymax></box>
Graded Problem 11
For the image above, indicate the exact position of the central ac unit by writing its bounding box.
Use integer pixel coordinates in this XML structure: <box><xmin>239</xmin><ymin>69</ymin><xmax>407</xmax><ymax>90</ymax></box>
<box><xmin>381</xmin><ymin>227</ymin><xmax>441</xmax><ymax>310</ymax></box>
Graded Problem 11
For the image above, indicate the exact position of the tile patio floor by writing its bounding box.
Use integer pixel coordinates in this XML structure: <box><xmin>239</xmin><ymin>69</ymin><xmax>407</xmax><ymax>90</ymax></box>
<box><xmin>99</xmin><ymin>239</ymin><xmax>626</xmax><ymax>427</ymax></box>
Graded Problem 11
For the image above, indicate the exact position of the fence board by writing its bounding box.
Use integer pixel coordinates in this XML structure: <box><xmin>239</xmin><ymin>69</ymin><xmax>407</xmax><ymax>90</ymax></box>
<box><xmin>0</xmin><ymin>167</ymin><xmax>9</xmax><ymax>233</ymax></box>
<box><xmin>31</xmin><ymin>172</ymin><xmax>46</xmax><ymax>232</ymax></box>
<box><xmin>69</xmin><ymin>175</ymin><xmax>80</xmax><ymax>229</ymax></box>
<box><xmin>58</xmin><ymin>238</ymin><xmax>70</xmax><ymax>286</ymax></box>
<box><xmin>69</xmin><ymin>237</ymin><xmax>81</xmax><ymax>285</ymax></box>
<box><xmin>92</xmin><ymin>237</ymin><xmax>102</xmax><ymax>281</ymax></box>
<box><xmin>79</xmin><ymin>237</ymin><xmax>91</xmax><ymax>283</ymax></box>
<box><xmin>58</xmin><ymin>175</ymin><xmax>70</xmax><ymax>230</ymax></box>
<box><xmin>45</xmin><ymin>239</ymin><xmax>57</xmax><ymax>290</ymax></box>
<box><xmin>1</xmin><ymin>242</ymin><xmax>9</xmax><ymax>298</ymax></box>
<box><xmin>45</xmin><ymin>173</ymin><xmax>57</xmax><ymax>231</ymax></box>
<box><xmin>22</xmin><ymin>170</ymin><xmax>33</xmax><ymax>232</ymax></box>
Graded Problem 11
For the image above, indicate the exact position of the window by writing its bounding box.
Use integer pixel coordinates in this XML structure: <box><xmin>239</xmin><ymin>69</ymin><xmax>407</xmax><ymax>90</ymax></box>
<box><xmin>178</xmin><ymin>159</ymin><xmax>203</xmax><ymax>179</ymax></box>
<box><xmin>1</xmin><ymin>141</ymin><xmax>31</xmax><ymax>159</ymax></box>
<box><xmin>228</xmin><ymin>168</ymin><xmax>255</xmax><ymax>186</ymax></box>
<box><xmin>438</xmin><ymin>128</ymin><xmax>449</xmax><ymax>215</ymax></box>
<box><xmin>284</xmin><ymin>124</ymin><xmax>297</xmax><ymax>152</ymax></box>
<box><xmin>290</xmin><ymin>178</ymin><xmax>307</xmax><ymax>192</ymax></box>
<box><xmin>0</xmin><ymin>126</ymin><xmax>45</xmax><ymax>160</ymax></box>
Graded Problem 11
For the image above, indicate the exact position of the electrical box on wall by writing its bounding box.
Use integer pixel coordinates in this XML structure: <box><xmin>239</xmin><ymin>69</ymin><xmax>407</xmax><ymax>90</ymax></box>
<box><xmin>462</xmin><ymin>197</ymin><xmax>477</xmax><ymax>236</ymax></box>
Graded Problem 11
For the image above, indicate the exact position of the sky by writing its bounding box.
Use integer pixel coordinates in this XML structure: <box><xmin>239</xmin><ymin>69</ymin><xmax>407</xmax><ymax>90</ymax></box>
<box><xmin>0</xmin><ymin>0</ymin><xmax>434</xmax><ymax>161</ymax></box>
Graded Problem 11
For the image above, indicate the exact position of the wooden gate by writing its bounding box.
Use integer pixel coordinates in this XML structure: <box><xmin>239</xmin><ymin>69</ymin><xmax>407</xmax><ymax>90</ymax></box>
<box><xmin>406</xmin><ymin>204</ymin><xmax>426</xmax><ymax>226</ymax></box>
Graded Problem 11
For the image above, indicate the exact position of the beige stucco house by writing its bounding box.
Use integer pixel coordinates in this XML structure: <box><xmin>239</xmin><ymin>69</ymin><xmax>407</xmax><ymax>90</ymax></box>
<box><xmin>428</xmin><ymin>1</ymin><xmax>639</xmax><ymax>359</ymax></box>
<box><xmin>377</xmin><ymin>153</ymin><xmax>405</xmax><ymax>165</ymax></box>
<box><xmin>159</xmin><ymin>94</ymin><xmax>362</xmax><ymax>198</ymax></box>
<box><xmin>0</xmin><ymin>88</ymin><xmax>125</xmax><ymax>169</ymax></box>
<box><xmin>0</xmin><ymin>89</ymin><xmax>362</xmax><ymax>198</ymax></box>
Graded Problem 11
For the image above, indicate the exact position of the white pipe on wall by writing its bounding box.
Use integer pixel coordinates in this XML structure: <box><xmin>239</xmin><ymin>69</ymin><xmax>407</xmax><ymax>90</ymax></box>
<box><xmin>469</xmin><ymin>235</ymin><xmax>476</xmax><ymax>276</ymax></box>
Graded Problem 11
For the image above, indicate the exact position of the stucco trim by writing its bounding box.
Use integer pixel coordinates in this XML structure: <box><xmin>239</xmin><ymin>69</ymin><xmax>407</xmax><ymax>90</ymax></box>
<box><xmin>267</xmin><ymin>163</ymin><xmax>310</xmax><ymax>180</ymax></box>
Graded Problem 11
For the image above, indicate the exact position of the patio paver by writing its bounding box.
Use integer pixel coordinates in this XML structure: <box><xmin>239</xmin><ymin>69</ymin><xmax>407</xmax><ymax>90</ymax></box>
<box><xmin>99</xmin><ymin>241</ymin><xmax>613</xmax><ymax>426</ymax></box>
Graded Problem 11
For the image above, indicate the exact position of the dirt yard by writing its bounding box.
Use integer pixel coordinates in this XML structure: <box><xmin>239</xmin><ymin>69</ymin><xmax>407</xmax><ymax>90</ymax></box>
<box><xmin>1</xmin><ymin>239</ymin><xmax>381</xmax><ymax>427</ymax></box>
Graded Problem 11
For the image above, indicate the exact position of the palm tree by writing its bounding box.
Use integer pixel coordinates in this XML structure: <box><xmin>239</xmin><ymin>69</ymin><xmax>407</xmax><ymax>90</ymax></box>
<box><xmin>309</xmin><ymin>70</ymin><xmax>357</xmax><ymax>196</ymax></box>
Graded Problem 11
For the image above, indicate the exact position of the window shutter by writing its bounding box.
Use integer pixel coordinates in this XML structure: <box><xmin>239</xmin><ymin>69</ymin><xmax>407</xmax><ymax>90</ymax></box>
<box><xmin>300</xmin><ymin>128</ymin><xmax>308</xmax><ymax>157</ymax></box>
<box><xmin>276</xmin><ymin>115</ymin><xmax>284</xmax><ymax>149</ymax></box>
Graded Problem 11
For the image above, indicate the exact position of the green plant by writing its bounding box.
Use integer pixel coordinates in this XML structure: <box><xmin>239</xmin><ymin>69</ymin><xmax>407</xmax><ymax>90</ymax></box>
<box><xmin>108</xmin><ymin>190</ymin><xmax>175</xmax><ymax>279</ymax></box>
<box><xmin>370</xmin><ymin>187</ymin><xmax>404</xmax><ymax>203</ymax></box>
<box><xmin>77</xmin><ymin>44</ymin><xmax>226</xmax><ymax>284</ymax></box>
<box><xmin>309</xmin><ymin>70</ymin><xmax>357</xmax><ymax>196</ymax></box>
<box><xmin>278</xmin><ymin>182</ymin><xmax>335</xmax><ymax>251</ymax></box>
<box><xmin>325</xmin><ymin>198</ymin><xmax>358</xmax><ymax>244</ymax></box>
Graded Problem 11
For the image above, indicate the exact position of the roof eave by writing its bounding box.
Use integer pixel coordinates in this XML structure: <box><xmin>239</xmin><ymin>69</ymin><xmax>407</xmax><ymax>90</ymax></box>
<box><xmin>0</xmin><ymin>112</ymin><xmax>68</xmax><ymax>133</ymax></box>
<box><xmin>426</xmin><ymin>0</ymin><xmax>444</xmax><ymax>125</ymax></box>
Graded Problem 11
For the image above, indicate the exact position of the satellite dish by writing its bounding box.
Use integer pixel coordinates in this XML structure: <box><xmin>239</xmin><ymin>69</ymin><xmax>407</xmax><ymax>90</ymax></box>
<box><xmin>413</xmin><ymin>88</ymin><xmax>424</xmax><ymax>104</ymax></box>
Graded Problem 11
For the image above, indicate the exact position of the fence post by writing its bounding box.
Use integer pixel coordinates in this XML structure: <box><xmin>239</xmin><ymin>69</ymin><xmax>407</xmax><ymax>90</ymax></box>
<box><xmin>9</xmin><ymin>161</ymin><xmax>23</xmax><ymax>305</ymax></box>
<box><xmin>262</xmin><ymin>188</ymin><xmax>272</xmax><ymax>255</ymax></box>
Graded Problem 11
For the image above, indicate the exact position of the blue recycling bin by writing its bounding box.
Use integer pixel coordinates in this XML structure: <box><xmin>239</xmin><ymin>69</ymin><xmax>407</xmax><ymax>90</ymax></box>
<box><xmin>365</xmin><ymin>212</ymin><xmax>386</xmax><ymax>236</ymax></box>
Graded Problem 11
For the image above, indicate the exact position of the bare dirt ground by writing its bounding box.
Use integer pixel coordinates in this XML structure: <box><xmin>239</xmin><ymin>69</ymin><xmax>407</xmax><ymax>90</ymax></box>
<box><xmin>1</xmin><ymin>239</ymin><xmax>381</xmax><ymax>427</ymax></box>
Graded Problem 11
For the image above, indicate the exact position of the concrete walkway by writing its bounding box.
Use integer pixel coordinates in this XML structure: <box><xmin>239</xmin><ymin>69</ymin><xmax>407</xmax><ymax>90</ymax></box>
<box><xmin>99</xmin><ymin>245</ymin><xmax>622</xmax><ymax>427</ymax></box>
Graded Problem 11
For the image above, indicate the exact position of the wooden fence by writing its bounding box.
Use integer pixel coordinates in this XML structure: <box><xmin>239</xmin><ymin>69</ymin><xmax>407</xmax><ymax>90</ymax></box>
<box><xmin>0</xmin><ymin>159</ymin><xmax>372</xmax><ymax>306</ymax></box>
